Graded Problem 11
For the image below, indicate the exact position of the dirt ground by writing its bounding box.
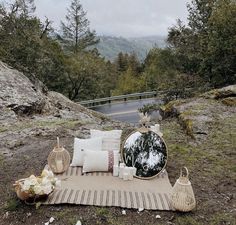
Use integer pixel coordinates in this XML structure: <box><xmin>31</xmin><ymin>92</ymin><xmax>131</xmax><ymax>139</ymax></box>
<box><xmin>0</xmin><ymin>117</ymin><xmax>235</xmax><ymax>225</ymax></box>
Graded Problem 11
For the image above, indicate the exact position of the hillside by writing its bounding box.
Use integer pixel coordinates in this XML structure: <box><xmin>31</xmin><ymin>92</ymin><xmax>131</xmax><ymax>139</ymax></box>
<box><xmin>0</xmin><ymin>61</ymin><xmax>235</xmax><ymax>225</ymax></box>
<box><xmin>93</xmin><ymin>35</ymin><xmax>166</xmax><ymax>61</ymax></box>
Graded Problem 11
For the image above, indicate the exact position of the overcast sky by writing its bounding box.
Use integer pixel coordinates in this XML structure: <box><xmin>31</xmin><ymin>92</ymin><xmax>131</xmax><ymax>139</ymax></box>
<box><xmin>34</xmin><ymin>0</ymin><xmax>189</xmax><ymax>37</ymax></box>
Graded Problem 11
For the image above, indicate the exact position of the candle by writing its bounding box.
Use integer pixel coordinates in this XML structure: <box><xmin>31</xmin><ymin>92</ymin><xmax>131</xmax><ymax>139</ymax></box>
<box><xmin>113</xmin><ymin>165</ymin><xmax>119</xmax><ymax>177</ymax></box>
<box><xmin>56</xmin><ymin>159</ymin><xmax>63</xmax><ymax>172</ymax></box>
<box><xmin>127</xmin><ymin>167</ymin><xmax>133</xmax><ymax>180</ymax></box>
<box><xmin>119</xmin><ymin>164</ymin><xmax>125</xmax><ymax>179</ymax></box>
<box><xmin>128</xmin><ymin>173</ymin><xmax>133</xmax><ymax>180</ymax></box>
<box><xmin>113</xmin><ymin>152</ymin><xmax>120</xmax><ymax>166</ymax></box>
<box><xmin>123</xmin><ymin>172</ymin><xmax>129</xmax><ymax>181</ymax></box>
<box><xmin>151</xmin><ymin>124</ymin><xmax>163</xmax><ymax>137</ymax></box>
<box><xmin>155</xmin><ymin>124</ymin><xmax>160</xmax><ymax>132</ymax></box>
<box><xmin>132</xmin><ymin>167</ymin><xmax>137</xmax><ymax>176</ymax></box>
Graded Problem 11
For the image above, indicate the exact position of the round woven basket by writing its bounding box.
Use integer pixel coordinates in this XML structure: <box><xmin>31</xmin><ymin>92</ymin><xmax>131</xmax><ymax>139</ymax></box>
<box><xmin>171</xmin><ymin>167</ymin><xmax>196</xmax><ymax>212</ymax></box>
<box><xmin>13</xmin><ymin>179</ymin><xmax>50</xmax><ymax>202</ymax></box>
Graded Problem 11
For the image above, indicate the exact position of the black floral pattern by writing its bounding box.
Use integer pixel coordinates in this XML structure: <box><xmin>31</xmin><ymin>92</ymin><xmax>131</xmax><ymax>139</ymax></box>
<box><xmin>122</xmin><ymin>131</ymin><xmax>167</xmax><ymax>178</ymax></box>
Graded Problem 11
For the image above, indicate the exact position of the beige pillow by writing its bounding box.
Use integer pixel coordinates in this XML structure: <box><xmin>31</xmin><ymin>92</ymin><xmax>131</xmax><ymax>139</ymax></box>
<box><xmin>90</xmin><ymin>129</ymin><xmax>122</xmax><ymax>151</ymax></box>
<box><xmin>71</xmin><ymin>137</ymin><xmax>103</xmax><ymax>167</ymax></box>
<box><xmin>83</xmin><ymin>150</ymin><xmax>119</xmax><ymax>173</ymax></box>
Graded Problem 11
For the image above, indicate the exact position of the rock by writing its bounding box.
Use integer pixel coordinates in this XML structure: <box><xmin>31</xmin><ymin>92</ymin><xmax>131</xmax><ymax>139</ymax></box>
<box><xmin>160</xmin><ymin>85</ymin><xmax>236</xmax><ymax>141</ymax></box>
<box><xmin>0</xmin><ymin>60</ymin><xmax>126</xmax><ymax>156</ymax></box>
<box><xmin>0</xmin><ymin>61</ymin><xmax>46</xmax><ymax>116</ymax></box>
<box><xmin>221</xmin><ymin>97</ymin><xmax>236</xmax><ymax>107</ymax></box>
<box><xmin>3</xmin><ymin>212</ymin><xmax>9</xmax><ymax>219</ymax></box>
<box><xmin>156</xmin><ymin>215</ymin><xmax>161</xmax><ymax>219</ymax></box>
<box><xmin>0</xmin><ymin>61</ymin><xmax>109</xmax><ymax>124</ymax></box>
<box><xmin>201</xmin><ymin>85</ymin><xmax>236</xmax><ymax>99</ymax></box>
<box><xmin>0</xmin><ymin>107</ymin><xmax>17</xmax><ymax>124</ymax></box>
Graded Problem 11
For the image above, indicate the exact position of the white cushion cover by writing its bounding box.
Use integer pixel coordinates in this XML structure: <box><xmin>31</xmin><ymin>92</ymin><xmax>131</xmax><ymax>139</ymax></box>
<box><xmin>83</xmin><ymin>150</ymin><xmax>119</xmax><ymax>173</ymax></box>
<box><xmin>71</xmin><ymin>137</ymin><xmax>102</xmax><ymax>166</ymax></box>
<box><xmin>90</xmin><ymin>129</ymin><xmax>122</xmax><ymax>151</ymax></box>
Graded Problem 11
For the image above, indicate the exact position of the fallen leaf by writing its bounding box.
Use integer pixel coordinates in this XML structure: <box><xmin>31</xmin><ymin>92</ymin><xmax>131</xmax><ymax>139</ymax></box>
<box><xmin>49</xmin><ymin>217</ymin><xmax>55</xmax><ymax>223</ymax></box>
<box><xmin>75</xmin><ymin>220</ymin><xmax>82</xmax><ymax>225</ymax></box>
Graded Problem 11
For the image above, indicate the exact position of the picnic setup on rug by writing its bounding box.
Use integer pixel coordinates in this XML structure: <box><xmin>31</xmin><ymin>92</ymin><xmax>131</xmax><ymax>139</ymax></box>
<box><xmin>14</xmin><ymin>116</ymin><xmax>196</xmax><ymax>212</ymax></box>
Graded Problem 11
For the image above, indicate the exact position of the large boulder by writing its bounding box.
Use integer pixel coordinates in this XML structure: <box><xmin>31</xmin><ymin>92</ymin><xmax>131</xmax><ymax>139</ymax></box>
<box><xmin>0</xmin><ymin>61</ymin><xmax>107</xmax><ymax>124</ymax></box>
<box><xmin>160</xmin><ymin>85</ymin><xmax>236</xmax><ymax>141</ymax></box>
<box><xmin>0</xmin><ymin>61</ymin><xmax>125</xmax><ymax>155</ymax></box>
<box><xmin>0</xmin><ymin>61</ymin><xmax>46</xmax><ymax>117</ymax></box>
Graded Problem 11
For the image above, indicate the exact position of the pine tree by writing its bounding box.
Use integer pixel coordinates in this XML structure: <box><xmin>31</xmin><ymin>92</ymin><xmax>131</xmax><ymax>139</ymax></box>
<box><xmin>61</xmin><ymin>0</ymin><xmax>99</xmax><ymax>53</ymax></box>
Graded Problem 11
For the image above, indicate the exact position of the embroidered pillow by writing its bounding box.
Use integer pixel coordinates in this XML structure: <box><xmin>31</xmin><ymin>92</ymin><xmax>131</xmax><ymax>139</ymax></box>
<box><xmin>83</xmin><ymin>150</ymin><xmax>119</xmax><ymax>173</ymax></box>
<box><xmin>71</xmin><ymin>137</ymin><xmax>103</xmax><ymax>167</ymax></box>
<box><xmin>90</xmin><ymin>129</ymin><xmax>122</xmax><ymax>151</ymax></box>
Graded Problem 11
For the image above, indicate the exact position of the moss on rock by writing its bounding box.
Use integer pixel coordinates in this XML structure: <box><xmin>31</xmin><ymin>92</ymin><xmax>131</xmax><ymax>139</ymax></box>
<box><xmin>221</xmin><ymin>97</ymin><xmax>236</xmax><ymax>106</ymax></box>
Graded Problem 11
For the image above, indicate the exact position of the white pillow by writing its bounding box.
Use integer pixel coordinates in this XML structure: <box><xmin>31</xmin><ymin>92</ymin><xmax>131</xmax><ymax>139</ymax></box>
<box><xmin>90</xmin><ymin>129</ymin><xmax>122</xmax><ymax>151</ymax></box>
<box><xmin>83</xmin><ymin>150</ymin><xmax>119</xmax><ymax>173</ymax></box>
<box><xmin>71</xmin><ymin>137</ymin><xmax>102</xmax><ymax>166</ymax></box>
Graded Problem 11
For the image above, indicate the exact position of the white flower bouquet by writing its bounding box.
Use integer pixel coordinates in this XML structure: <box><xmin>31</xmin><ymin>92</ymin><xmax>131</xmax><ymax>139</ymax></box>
<box><xmin>14</xmin><ymin>169</ymin><xmax>61</xmax><ymax>201</ymax></box>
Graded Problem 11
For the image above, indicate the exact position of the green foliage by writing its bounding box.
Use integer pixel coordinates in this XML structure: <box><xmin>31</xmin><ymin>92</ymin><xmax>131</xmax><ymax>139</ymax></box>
<box><xmin>4</xmin><ymin>198</ymin><xmax>20</xmax><ymax>211</ymax></box>
<box><xmin>64</xmin><ymin>51</ymin><xmax>118</xmax><ymax>100</ymax></box>
<box><xmin>0</xmin><ymin>0</ymin><xmax>234</xmax><ymax>102</ymax></box>
<box><xmin>167</xmin><ymin>0</ymin><xmax>236</xmax><ymax>87</ymax></box>
<box><xmin>60</xmin><ymin>0</ymin><xmax>99</xmax><ymax>53</ymax></box>
<box><xmin>112</xmin><ymin>66</ymin><xmax>146</xmax><ymax>95</ymax></box>
<box><xmin>138</xmin><ymin>103</ymin><xmax>160</xmax><ymax>115</ymax></box>
<box><xmin>0</xmin><ymin>0</ymin><xmax>118</xmax><ymax>101</ymax></box>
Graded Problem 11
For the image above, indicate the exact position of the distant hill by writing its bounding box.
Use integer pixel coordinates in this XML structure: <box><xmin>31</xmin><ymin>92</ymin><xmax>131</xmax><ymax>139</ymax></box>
<box><xmin>92</xmin><ymin>36</ymin><xmax>167</xmax><ymax>61</ymax></box>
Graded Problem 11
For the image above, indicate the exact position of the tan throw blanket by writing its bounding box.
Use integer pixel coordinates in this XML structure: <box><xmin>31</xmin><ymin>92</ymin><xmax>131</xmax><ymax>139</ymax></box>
<box><xmin>44</xmin><ymin>166</ymin><xmax>174</xmax><ymax>210</ymax></box>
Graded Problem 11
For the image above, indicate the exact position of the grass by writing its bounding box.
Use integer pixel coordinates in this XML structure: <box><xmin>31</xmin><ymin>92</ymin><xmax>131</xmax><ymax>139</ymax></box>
<box><xmin>52</xmin><ymin>208</ymin><xmax>82</xmax><ymax>225</ymax></box>
<box><xmin>4</xmin><ymin>198</ymin><xmax>21</xmax><ymax>211</ymax></box>
<box><xmin>0</xmin><ymin>127</ymin><xmax>8</xmax><ymax>133</ymax></box>
<box><xmin>209</xmin><ymin>213</ymin><xmax>236</xmax><ymax>225</ymax></box>
<box><xmin>0</xmin><ymin>119</ymin><xmax>86</xmax><ymax>133</ymax></box>
<box><xmin>95</xmin><ymin>207</ymin><xmax>110</xmax><ymax>216</ymax></box>
<box><xmin>174</xmin><ymin>216</ymin><xmax>200</xmax><ymax>225</ymax></box>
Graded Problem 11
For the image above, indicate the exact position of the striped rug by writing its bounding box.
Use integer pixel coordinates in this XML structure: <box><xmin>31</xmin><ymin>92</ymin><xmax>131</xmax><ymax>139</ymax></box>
<box><xmin>43</xmin><ymin>166</ymin><xmax>174</xmax><ymax>210</ymax></box>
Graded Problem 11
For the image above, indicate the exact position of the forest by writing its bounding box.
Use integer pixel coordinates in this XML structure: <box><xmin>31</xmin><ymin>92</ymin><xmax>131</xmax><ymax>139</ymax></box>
<box><xmin>0</xmin><ymin>0</ymin><xmax>235</xmax><ymax>101</ymax></box>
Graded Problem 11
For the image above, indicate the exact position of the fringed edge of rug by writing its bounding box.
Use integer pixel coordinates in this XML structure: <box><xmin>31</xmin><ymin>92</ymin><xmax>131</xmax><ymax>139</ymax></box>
<box><xmin>44</xmin><ymin>188</ymin><xmax>175</xmax><ymax>210</ymax></box>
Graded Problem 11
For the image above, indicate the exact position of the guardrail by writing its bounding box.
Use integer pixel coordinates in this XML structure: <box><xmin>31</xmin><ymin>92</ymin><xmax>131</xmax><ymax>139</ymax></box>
<box><xmin>79</xmin><ymin>91</ymin><xmax>159</xmax><ymax>107</ymax></box>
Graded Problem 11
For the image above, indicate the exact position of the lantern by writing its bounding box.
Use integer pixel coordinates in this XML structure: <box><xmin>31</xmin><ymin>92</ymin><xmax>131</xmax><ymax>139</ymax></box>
<box><xmin>47</xmin><ymin>137</ymin><xmax>71</xmax><ymax>174</ymax></box>
<box><xmin>170</xmin><ymin>167</ymin><xmax>196</xmax><ymax>212</ymax></box>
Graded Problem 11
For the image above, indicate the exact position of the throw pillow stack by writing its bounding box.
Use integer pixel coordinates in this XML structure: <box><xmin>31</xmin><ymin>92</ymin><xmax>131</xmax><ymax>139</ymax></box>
<box><xmin>71</xmin><ymin>129</ymin><xmax>122</xmax><ymax>173</ymax></box>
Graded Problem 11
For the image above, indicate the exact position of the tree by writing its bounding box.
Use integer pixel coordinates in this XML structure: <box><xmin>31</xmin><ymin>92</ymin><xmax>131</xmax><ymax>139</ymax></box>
<box><xmin>112</xmin><ymin>66</ymin><xmax>146</xmax><ymax>95</ymax></box>
<box><xmin>61</xmin><ymin>0</ymin><xmax>99</xmax><ymax>53</ymax></box>
<box><xmin>167</xmin><ymin>0</ymin><xmax>236</xmax><ymax>87</ymax></box>
<box><xmin>200</xmin><ymin>0</ymin><xmax>236</xmax><ymax>86</ymax></box>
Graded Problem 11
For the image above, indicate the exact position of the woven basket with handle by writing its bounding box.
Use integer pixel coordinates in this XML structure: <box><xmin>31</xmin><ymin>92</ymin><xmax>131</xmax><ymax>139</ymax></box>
<box><xmin>171</xmin><ymin>167</ymin><xmax>196</xmax><ymax>212</ymax></box>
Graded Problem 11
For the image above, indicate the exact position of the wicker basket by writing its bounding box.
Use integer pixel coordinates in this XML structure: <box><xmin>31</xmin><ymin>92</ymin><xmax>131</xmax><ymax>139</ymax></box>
<box><xmin>14</xmin><ymin>179</ymin><xmax>34</xmax><ymax>201</ymax></box>
<box><xmin>13</xmin><ymin>179</ymin><xmax>50</xmax><ymax>202</ymax></box>
<box><xmin>171</xmin><ymin>167</ymin><xmax>196</xmax><ymax>212</ymax></box>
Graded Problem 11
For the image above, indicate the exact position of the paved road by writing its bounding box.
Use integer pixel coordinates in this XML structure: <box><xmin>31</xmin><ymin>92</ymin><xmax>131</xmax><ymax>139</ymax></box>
<box><xmin>92</xmin><ymin>98</ymin><xmax>162</xmax><ymax>124</ymax></box>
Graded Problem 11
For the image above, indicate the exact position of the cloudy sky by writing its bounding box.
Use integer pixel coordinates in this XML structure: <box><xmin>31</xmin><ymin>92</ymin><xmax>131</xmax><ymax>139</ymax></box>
<box><xmin>34</xmin><ymin>0</ymin><xmax>189</xmax><ymax>37</ymax></box>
